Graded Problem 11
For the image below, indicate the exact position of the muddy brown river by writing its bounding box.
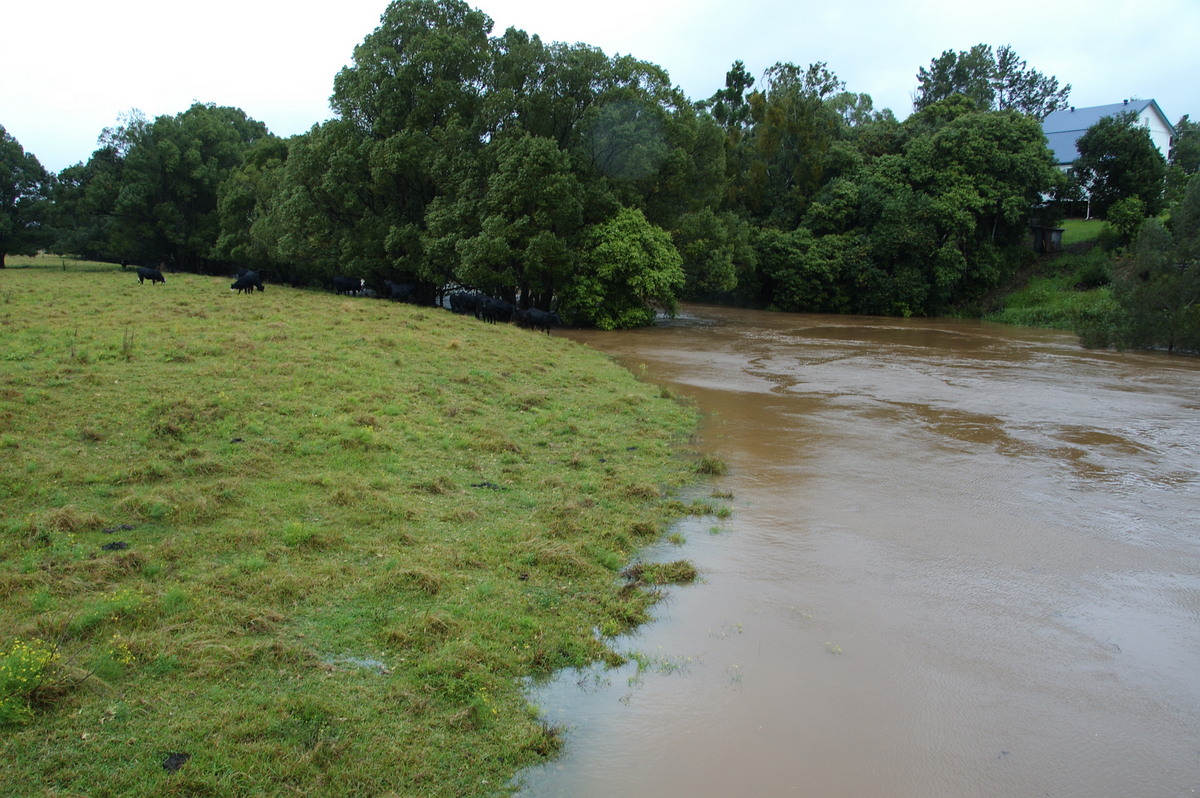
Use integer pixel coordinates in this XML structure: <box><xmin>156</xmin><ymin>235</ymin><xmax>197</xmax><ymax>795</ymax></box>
<box><xmin>517</xmin><ymin>305</ymin><xmax>1200</xmax><ymax>797</ymax></box>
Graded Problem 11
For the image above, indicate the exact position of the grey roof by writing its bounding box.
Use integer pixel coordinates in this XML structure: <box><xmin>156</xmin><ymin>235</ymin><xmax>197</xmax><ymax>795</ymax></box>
<box><xmin>1041</xmin><ymin>99</ymin><xmax>1174</xmax><ymax>165</ymax></box>
<box><xmin>1045</xmin><ymin>130</ymin><xmax>1087</xmax><ymax>165</ymax></box>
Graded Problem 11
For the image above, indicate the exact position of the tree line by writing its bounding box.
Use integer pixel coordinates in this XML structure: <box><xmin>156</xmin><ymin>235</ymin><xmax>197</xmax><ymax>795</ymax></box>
<box><xmin>1</xmin><ymin>0</ymin><xmax>1197</xmax><ymax>341</ymax></box>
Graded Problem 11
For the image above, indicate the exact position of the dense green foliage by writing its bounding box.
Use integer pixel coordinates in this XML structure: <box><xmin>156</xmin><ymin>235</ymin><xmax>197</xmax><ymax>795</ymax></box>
<box><xmin>1169</xmin><ymin>114</ymin><xmax>1200</xmax><ymax>176</ymax></box>
<box><xmin>17</xmin><ymin>0</ymin><xmax>1066</xmax><ymax>325</ymax></box>
<box><xmin>1071</xmin><ymin>110</ymin><xmax>1168</xmax><ymax>218</ymax></box>
<box><xmin>4</xmin><ymin>0</ymin><xmax>1190</xmax><ymax>341</ymax></box>
<box><xmin>0</xmin><ymin>125</ymin><xmax>52</xmax><ymax>268</ymax></box>
<box><xmin>53</xmin><ymin>106</ymin><xmax>271</xmax><ymax>272</ymax></box>
<box><xmin>913</xmin><ymin>43</ymin><xmax>1071</xmax><ymax>119</ymax></box>
<box><xmin>1078</xmin><ymin>177</ymin><xmax>1200</xmax><ymax>352</ymax></box>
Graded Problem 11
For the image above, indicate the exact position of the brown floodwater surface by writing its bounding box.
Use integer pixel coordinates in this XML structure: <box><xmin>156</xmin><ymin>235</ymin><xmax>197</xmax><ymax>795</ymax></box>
<box><xmin>516</xmin><ymin>306</ymin><xmax>1200</xmax><ymax>797</ymax></box>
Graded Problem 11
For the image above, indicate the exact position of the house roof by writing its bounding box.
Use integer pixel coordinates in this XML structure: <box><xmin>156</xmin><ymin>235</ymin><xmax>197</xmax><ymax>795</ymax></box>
<box><xmin>1041</xmin><ymin>99</ymin><xmax>1175</xmax><ymax>165</ymax></box>
<box><xmin>1045</xmin><ymin>130</ymin><xmax>1087</xmax><ymax>165</ymax></box>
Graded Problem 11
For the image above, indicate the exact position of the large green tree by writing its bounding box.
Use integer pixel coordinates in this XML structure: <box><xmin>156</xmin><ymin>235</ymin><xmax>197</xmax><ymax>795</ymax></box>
<box><xmin>739</xmin><ymin>61</ymin><xmax>846</xmax><ymax>227</ymax></box>
<box><xmin>1169</xmin><ymin>114</ymin><xmax>1200</xmax><ymax>175</ymax></box>
<box><xmin>1072</xmin><ymin>110</ymin><xmax>1167</xmax><ymax>218</ymax></box>
<box><xmin>751</xmin><ymin>104</ymin><xmax>1059</xmax><ymax>316</ymax></box>
<box><xmin>247</xmin><ymin>120</ymin><xmax>380</xmax><ymax>285</ymax></box>
<box><xmin>53</xmin><ymin>105</ymin><xmax>270</xmax><ymax>272</ymax></box>
<box><xmin>0</xmin><ymin>125</ymin><xmax>52</xmax><ymax>268</ymax></box>
<box><xmin>558</xmin><ymin>207</ymin><xmax>684</xmax><ymax>329</ymax></box>
<box><xmin>453</xmin><ymin>133</ymin><xmax>583</xmax><ymax>304</ymax></box>
<box><xmin>913</xmin><ymin>43</ymin><xmax>1070</xmax><ymax>119</ymax></box>
<box><xmin>1115</xmin><ymin>216</ymin><xmax>1199</xmax><ymax>353</ymax></box>
<box><xmin>325</xmin><ymin>0</ymin><xmax>490</xmax><ymax>289</ymax></box>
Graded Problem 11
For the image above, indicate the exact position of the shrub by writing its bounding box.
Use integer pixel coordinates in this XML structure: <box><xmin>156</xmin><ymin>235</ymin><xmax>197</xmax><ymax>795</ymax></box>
<box><xmin>1072</xmin><ymin>250</ymin><xmax>1113</xmax><ymax>289</ymax></box>
<box><xmin>0</xmin><ymin>639</ymin><xmax>60</xmax><ymax>726</ymax></box>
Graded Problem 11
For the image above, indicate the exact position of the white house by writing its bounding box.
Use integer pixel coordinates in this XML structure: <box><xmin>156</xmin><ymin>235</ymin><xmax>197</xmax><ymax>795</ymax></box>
<box><xmin>1041</xmin><ymin>99</ymin><xmax>1175</xmax><ymax>170</ymax></box>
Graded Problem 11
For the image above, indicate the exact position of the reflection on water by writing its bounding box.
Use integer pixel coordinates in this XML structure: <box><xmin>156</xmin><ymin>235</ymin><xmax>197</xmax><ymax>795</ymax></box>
<box><xmin>517</xmin><ymin>306</ymin><xmax>1200</xmax><ymax>798</ymax></box>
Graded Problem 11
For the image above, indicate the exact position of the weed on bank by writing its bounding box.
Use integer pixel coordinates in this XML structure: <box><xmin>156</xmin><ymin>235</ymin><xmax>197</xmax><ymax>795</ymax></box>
<box><xmin>0</xmin><ymin>259</ymin><xmax>704</xmax><ymax>796</ymax></box>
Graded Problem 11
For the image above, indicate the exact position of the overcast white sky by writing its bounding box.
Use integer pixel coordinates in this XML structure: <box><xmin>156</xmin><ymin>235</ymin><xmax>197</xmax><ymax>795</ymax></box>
<box><xmin>5</xmin><ymin>0</ymin><xmax>1198</xmax><ymax>173</ymax></box>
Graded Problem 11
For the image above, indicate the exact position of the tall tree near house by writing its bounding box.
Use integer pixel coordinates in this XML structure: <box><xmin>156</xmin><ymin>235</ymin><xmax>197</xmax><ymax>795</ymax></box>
<box><xmin>1072</xmin><ymin>110</ymin><xmax>1167</xmax><ymax>218</ymax></box>
<box><xmin>1164</xmin><ymin>114</ymin><xmax>1198</xmax><ymax>206</ymax></box>
<box><xmin>915</xmin><ymin>44</ymin><xmax>997</xmax><ymax>112</ymax></box>
<box><xmin>0</xmin><ymin>125</ymin><xmax>52</xmax><ymax>268</ymax></box>
<box><xmin>1169</xmin><ymin>114</ymin><xmax>1199</xmax><ymax>175</ymax></box>
<box><xmin>913</xmin><ymin>43</ymin><xmax>1070</xmax><ymax>119</ymax></box>
<box><xmin>990</xmin><ymin>44</ymin><xmax>1071</xmax><ymax>118</ymax></box>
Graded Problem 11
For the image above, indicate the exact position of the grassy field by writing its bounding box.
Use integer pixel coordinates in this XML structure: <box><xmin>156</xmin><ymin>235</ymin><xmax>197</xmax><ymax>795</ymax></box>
<box><xmin>0</xmin><ymin>257</ymin><xmax>714</xmax><ymax>796</ymax></box>
<box><xmin>1059</xmin><ymin>218</ymin><xmax>1105</xmax><ymax>247</ymax></box>
<box><xmin>984</xmin><ymin>219</ymin><xmax>1117</xmax><ymax>330</ymax></box>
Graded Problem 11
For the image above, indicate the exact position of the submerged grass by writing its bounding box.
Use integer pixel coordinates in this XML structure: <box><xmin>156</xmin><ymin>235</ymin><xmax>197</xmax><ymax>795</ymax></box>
<box><xmin>0</xmin><ymin>257</ymin><xmax>703</xmax><ymax>795</ymax></box>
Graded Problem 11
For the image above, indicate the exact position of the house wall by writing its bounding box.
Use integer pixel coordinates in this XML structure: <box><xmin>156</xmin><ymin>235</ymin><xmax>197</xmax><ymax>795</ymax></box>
<box><xmin>1137</xmin><ymin>107</ymin><xmax>1173</xmax><ymax>159</ymax></box>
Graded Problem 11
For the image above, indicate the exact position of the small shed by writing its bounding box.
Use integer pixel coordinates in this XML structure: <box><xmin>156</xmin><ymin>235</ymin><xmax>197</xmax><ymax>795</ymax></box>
<box><xmin>1030</xmin><ymin>224</ymin><xmax>1065</xmax><ymax>253</ymax></box>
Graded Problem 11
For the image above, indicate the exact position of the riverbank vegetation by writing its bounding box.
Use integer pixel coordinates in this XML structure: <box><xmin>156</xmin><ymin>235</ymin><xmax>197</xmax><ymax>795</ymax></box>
<box><xmin>984</xmin><ymin>221</ymin><xmax>1115</xmax><ymax>329</ymax></box>
<box><xmin>4</xmin><ymin>3</ymin><xmax>1197</xmax><ymax>352</ymax></box>
<box><xmin>984</xmin><ymin>178</ymin><xmax>1200</xmax><ymax>354</ymax></box>
<box><xmin>0</xmin><ymin>260</ymin><xmax>719</xmax><ymax>795</ymax></box>
<box><xmin>3</xmin><ymin>2</ymin><xmax>1195</xmax><ymax>348</ymax></box>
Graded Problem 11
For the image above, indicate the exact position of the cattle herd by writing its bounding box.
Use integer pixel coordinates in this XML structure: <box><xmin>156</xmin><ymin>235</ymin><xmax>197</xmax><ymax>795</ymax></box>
<box><xmin>131</xmin><ymin>266</ymin><xmax>561</xmax><ymax>333</ymax></box>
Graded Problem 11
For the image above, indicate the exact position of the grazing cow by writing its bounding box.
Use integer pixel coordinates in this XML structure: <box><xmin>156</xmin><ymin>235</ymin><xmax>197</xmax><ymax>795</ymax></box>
<box><xmin>333</xmin><ymin>275</ymin><xmax>364</xmax><ymax>295</ymax></box>
<box><xmin>137</xmin><ymin>267</ymin><xmax>165</xmax><ymax>285</ymax></box>
<box><xmin>383</xmin><ymin>280</ymin><xmax>417</xmax><ymax>303</ymax></box>
<box><xmin>231</xmin><ymin>271</ymin><xmax>264</xmax><ymax>294</ymax></box>
<box><xmin>519</xmin><ymin>308</ymin><xmax>561</xmax><ymax>334</ymax></box>
<box><xmin>449</xmin><ymin>292</ymin><xmax>485</xmax><ymax>316</ymax></box>
<box><xmin>480</xmin><ymin>297</ymin><xmax>516</xmax><ymax>324</ymax></box>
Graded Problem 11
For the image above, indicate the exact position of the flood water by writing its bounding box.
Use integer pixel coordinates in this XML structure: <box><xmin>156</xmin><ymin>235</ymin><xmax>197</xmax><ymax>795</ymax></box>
<box><xmin>517</xmin><ymin>305</ymin><xmax>1200</xmax><ymax>797</ymax></box>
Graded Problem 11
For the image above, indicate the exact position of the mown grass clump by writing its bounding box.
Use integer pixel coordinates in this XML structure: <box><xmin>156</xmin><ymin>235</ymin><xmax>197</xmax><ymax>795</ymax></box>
<box><xmin>0</xmin><ymin>258</ymin><xmax>702</xmax><ymax>795</ymax></box>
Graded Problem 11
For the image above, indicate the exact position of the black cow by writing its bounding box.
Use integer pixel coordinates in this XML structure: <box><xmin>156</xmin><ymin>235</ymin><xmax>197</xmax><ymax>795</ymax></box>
<box><xmin>333</xmin><ymin>275</ymin><xmax>364</xmax><ymax>295</ymax></box>
<box><xmin>480</xmin><ymin>297</ymin><xmax>515</xmax><ymax>324</ymax></box>
<box><xmin>137</xmin><ymin>267</ymin><xmax>165</xmax><ymax>285</ymax></box>
<box><xmin>231</xmin><ymin>271</ymin><xmax>264</xmax><ymax>294</ymax></box>
<box><xmin>383</xmin><ymin>280</ymin><xmax>417</xmax><ymax>303</ymax></box>
<box><xmin>449</xmin><ymin>292</ymin><xmax>485</xmax><ymax>316</ymax></box>
<box><xmin>519</xmin><ymin>308</ymin><xmax>561</xmax><ymax>334</ymax></box>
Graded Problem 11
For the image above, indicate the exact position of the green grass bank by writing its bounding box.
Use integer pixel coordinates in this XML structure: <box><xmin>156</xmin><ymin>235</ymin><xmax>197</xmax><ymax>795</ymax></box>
<box><xmin>984</xmin><ymin>219</ymin><xmax>1117</xmax><ymax>330</ymax></box>
<box><xmin>0</xmin><ymin>258</ymin><xmax>713</xmax><ymax>796</ymax></box>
